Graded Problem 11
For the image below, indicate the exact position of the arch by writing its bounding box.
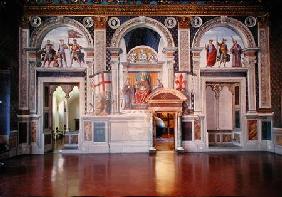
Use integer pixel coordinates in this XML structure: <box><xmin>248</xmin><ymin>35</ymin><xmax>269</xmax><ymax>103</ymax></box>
<box><xmin>111</xmin><ymin>16</ymin><xmax>175</xmax><ymax>48</ymax></box>
<box><xmin>192</xmin><ymin>17</ymin><xmax>256</xmax><ymax>48</ymax></box>
<box><xmin>30</xmin><ymin>17</ymin><xmax>93</xmax><ymax>48</ymax></box>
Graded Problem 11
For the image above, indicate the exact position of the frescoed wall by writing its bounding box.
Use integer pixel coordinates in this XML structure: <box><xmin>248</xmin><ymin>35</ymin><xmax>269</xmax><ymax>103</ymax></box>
<box><xmin>40</xmin><ymin>26</ymin><xmax>88</xmax><ymax>68</ymax></box>
<box><xmin>199</xmin><ymin>27</ymin><xmax>244</xmax><ymax>68</ymax></box>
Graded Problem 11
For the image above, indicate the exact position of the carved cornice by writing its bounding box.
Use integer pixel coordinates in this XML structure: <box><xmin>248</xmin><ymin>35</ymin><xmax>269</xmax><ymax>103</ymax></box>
<box><xmin>24</xmin><ymin>4</ymin><xmax>266</xmax><ymax>16</ymax></box>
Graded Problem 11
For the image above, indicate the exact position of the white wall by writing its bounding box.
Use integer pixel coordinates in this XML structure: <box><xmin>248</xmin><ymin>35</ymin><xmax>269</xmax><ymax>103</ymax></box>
<box><xmin>219</xmin><ymin>86</ymin><xmax>233</xmax><ymax>130</ymax></box>
<box><xmin>206</xmin><ymin>86</ymin><xmax>216</xmax><ymax>130</ymax></box>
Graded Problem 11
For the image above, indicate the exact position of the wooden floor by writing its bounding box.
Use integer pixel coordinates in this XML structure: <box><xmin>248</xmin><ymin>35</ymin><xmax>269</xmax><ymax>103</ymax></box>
<box><xmin>0</xmin><ymin>152</ymin><xmax>282</xmax><ymax>197</ymax></box>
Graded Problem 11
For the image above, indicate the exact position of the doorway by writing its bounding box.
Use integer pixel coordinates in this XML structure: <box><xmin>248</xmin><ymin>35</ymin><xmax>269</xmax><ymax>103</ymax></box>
<box><xmin>154</xmin><ymin>112</ymin><xmax>175</xmax><ymax>151</ymax></box>
<box><xmin>206</xmin><ymin>82</ymin><xmax>241</xmax><ymax>148</ymax></box>
<box><xmin>43</xmin><ymin>83</ymin><xmax>80</xmax><ymax>152</ymax></box>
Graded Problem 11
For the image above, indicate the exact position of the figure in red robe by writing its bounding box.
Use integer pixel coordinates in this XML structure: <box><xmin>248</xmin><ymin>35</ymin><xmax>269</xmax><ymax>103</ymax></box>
<box><xmin>205</xmin><ymin>40</ymin><xmax>217</xmax><ymax>67</ymax></box>
<box><xmin>134</xmin><ymin>73</ymin><xmax>151</xmax><ymax>104</ymax></box>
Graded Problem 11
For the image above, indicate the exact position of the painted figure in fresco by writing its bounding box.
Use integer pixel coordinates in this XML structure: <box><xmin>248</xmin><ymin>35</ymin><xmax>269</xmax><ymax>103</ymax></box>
<box><xmin>217</xmin><ymin>38</ymin><xmax>230</xmax><ymax>67</ymax></box>
<box><xmin>156</xmin><ymin>79</ymin><xmax>164</xmax><ymax>89</ymax></box>
<box><xmin>122</xmin><ymin>79</ymin><xmax>133</xmax><ymax>109</ymax></box>
<box><xmin>57</xmin><ymin>39</ymin><xmax>68</xmax><ymax>67</ymax></box>
<box><xmin>134</xmin><ymin>73</ymin><xmax>151</xmax><ymax>104</ymax></box>
<box><xmin>139</xmin><ymin>49</ymin><xmax>148</xmax><ymax>63</ymax></box>
<box><xmin>69</xmin><ymin>39</ymin><xmax>85</xmax><ymax>66</ymax></box>
<box><xmin>205</xmin><ymin>39</ymin><xmax>217</xmax><ymax>67</ymax></box>
<box><xmin>42</xmin><ymin>39</ymin><xmax>56</xmax><ymax>67</ymax></box>
<box><xmin>230</xmin><ymin>39</ymin><xmax>242</xmax><ymax>67</ymax></box>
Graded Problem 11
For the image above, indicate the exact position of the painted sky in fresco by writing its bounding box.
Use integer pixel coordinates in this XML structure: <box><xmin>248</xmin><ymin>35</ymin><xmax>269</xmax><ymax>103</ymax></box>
<box><xmin>199</xmin><ymin>26</ymin><xmax>244</xmax><ymax>68</ymax></box>
<box><xmin>41</xmin><ymin>26</ymin><xmax>88</xmax><ymax>67</ymax></box>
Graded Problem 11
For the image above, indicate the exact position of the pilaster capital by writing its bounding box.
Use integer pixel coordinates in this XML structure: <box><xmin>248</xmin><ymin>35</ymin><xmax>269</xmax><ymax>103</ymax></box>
<box><xmin>108</xmin><ymin>47</ymin><xmax>123</xmax><ymax>57</ymax></box>
<box><xmin>93</xmin><ymin>16</ymin><xmax>108</xmax><ymax>29</ymax></box>
<box><xmin>162</xmin><ymin>47</ymin><xmax>178</xmax><ymax>58</ymax></box>
<box><xmin>242</xmin><ymin>48</ymin><xmax>259</xmax><ymax>67</ymax></box>
<box><xmin>191</xmin><ymin>47</ymin><xmax>204</xmax><ymax>57</ymax></box>
<box><xmin>178</xmin><ymin>16</ymin><xmax>192</xmax><ymax>29</ymax></box>
<box><xmin>242</xmin><ymin>48</ymin><xmax>259</xmax><ymax>56</ymax></box>
<box><xmin>20</xmin><ymin>15</ymin><xmax>29</xmax><ymax>29</ymax></box>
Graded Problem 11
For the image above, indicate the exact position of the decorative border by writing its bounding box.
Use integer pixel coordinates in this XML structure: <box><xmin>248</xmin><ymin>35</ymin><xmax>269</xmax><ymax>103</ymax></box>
<box><xmin>24</xmin><ymin>4</ymin><xmax>266</xmax><ymax>16</ymax></box>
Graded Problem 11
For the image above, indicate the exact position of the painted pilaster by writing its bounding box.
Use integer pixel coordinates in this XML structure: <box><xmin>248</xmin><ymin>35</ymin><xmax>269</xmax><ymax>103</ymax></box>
<box><xmin>191</xmin><ymin>48</ymin><xmax>203</xmax><ymax>113</ymax></box>
<box><xmin>93</xmin><ymin>16</ymin><xmax>107</xmax><ymax>74</ymax></box>
<box><xmin>27</xmin><ymin>49</ymin><xmax>38</xmax><ymax>114</ymax></box>
<box><xmin>243</xmin><ymin>48</ymin><xmax>258</xmax><ymax>112</ymax></box>
<box><xmin>19</xmin><ymin>16</ymin><xmax>30</xmax><ymax>113</ymax></box>
<box><xmin>258</xmin><ymin>16</ymin><xmax>271</xmax><ymax>109</ymax></box>
<box><xmin>84</xmin><ymin>48</ymin><xmax>94</xmax><ymax>114</ymax></box>
<box><xmin>178</xmin><ymin>16</ymin><xmax>191</xmax><ymax>72</ymax></box>
<box><xmin>108</xmin><ymin>48</ymin><xmax>123</xmax><ymax>114</ymax></box>
<box><xmin>163</xmin><ymin>47</ymin><xmax>177</xmax><ymax>88</ymax></box>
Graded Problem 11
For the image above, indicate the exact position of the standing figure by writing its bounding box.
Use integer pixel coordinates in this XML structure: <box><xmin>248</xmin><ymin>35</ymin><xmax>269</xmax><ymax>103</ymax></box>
<box><xmin>57</xmin><ymin>39</ymin><xmax>68</xmax><ymax>67</ymax></box>
<box><xmin>156</xmin><ymin>79</ymin><xmax>164</xmax><ymax>89</ymax></box>
<box><xmin>42</xmin><ymin>40</ymin><xmax>56</xmax><ymax>67</ymax></box>
<box><xmin>217</xmin><ymin>38</ymin><xmax>230</xmax><ymax>67</ymax></box>
<box><xmin>122</xmin><ymin>79</ymin><xmax>133</xmax><ymax>109</ymax></box>
<box><xmin>205</xmin><ymin>39</ymin><xmax>217</xmax><ymax>67</ymax></box>
<box><xmin>230</xmin><ymin>39</ymin><xmax>242</xmax><ymax>67</ymax></box>
<box><xmin>69</xmin><ymin>39</ymin><xmax>84</xmax><ymax>66</ymax></box>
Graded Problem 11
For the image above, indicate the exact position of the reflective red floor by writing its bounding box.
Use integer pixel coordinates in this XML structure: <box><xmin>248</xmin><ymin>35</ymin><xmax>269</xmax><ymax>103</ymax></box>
<box><xmin>1</xmin><ymin>152</ymin><xmax>282</xmax><ymax>197</ymax></box>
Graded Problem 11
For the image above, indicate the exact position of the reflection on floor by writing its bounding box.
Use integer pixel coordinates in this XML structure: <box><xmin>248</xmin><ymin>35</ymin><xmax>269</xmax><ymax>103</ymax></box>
<box><xmin>53</xmin><ymin>137</ymin><xmax>64</xmax><ymax>153</ymax></box>
<box><xmin>1</xmin><ymin>152</ymin><xmax>282</xmax><ymax>196</ymax></box>
<box><xmin>156</xmin><ymin>133</ymin><xmax>174</xmax><ymax>151</ymax></box>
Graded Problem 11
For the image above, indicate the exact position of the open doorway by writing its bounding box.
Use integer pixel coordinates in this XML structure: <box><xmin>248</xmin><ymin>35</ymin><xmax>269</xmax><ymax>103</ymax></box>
<box><xmin>154</xmin><ymin>112</ymin><xmax>175</xmax><ymax>151</ymax></box>
<box><xmin>43</xmin><ymin>84</ymin><xmax>80</xmax><ymax>152</ymax></box>
<box><xmin>206</xmin><ymin>82</ymin><xmax>241</xmax><ymax>148</ymax></box>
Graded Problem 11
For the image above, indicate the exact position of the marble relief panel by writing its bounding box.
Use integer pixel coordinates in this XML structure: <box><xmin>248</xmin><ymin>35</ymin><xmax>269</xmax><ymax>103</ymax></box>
<box><xmin>248</xmin><ymin>120</ymin><xmax>258</xmax><ymax>140</ymax></box>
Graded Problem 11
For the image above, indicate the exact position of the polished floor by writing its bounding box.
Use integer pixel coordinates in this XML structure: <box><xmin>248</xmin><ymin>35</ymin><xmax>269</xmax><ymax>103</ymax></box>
<box><xmin>0</xmin><ymin>152</ymin><xmax>282</xmax><ymax>197</ymax></box>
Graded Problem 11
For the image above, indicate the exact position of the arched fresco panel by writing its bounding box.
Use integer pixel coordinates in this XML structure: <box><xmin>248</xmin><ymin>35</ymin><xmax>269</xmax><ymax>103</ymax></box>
<box><xmin>199</xmin><ymin>26</ymin><xmax>244</xmax><ymax>68</ymax></box>
<box><xmin>39</xmin><ymin>26</ymin><xmax>88</xmax><ymax>68</ymax></box>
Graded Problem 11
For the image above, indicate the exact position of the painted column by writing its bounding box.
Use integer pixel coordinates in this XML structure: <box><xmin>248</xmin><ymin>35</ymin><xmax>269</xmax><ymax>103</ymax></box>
<box><xmin>191</xmin><ymin>48</ymin><xmax>203</xmax><ymax>113</ymax></box>
<box><xmin>178</xmin><ymin>16</ymin><xmax>191</xmax><ymax>72</ymax></box>
<box><xmin>258</xmin><ymin>16</ymin><xmax>271</xmax><ymax>109</ymax></box>
<box><xmin>84</xmin><ymin>48</ymin><xmax>94</xmax><ymax>114</ymax></box>
<box><xmin>177</xmin><ymin>112</ymin><xmax>184</xmax><ymax>151</ymax></box>
<box><xmin>93</xmin><ymin>16</ymin><xmax>107</xmax><ymax>74</ymax></box>
<box><xmin>108</xmin><ymin>48</ymin><xmax>123</xmax><ymax>114</ymax></box>
<box><xmin>19</xmin><ymin>16</ymin><xmax>30</xmax><ymax>114</ymax></box>
<box><xmin>149</xmin><ymin>112</ymin><xmax>156</xmax><ymax>152</ymax></box>
<box><xmin>65</xmin><ymin>95</ymin><xmax>70</xmax><ymax>132</ymax></box>
<box><xmin>163</xmin><ymin>47</ymin><xmax>177</xmax><ymax>88</ymax></box>
<box><xmin>61</xmin><ymin>85</ymin><xmax>74</xmax><ymax>132</ymax></box>
<box><xmin>211</xmin><ymin>84</ymin><xmax>223</xmax><ymax>130</ymax></box>
<box><xmin>243</xmin><ymin>49</ymin><xmax>258</xmax><ymax>112</ymax></box>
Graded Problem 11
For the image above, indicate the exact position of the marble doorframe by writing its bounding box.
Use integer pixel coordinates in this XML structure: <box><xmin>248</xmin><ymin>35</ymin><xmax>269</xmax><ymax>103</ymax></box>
<box><xmin>37</xmin><ymin>77</ymin><xmax>85</xmax><ymax>153</ymax></box>
<box><xmin>202</xmin><ymin>77</ymin><xmax>247</xmax><ymax>148</ymax></box>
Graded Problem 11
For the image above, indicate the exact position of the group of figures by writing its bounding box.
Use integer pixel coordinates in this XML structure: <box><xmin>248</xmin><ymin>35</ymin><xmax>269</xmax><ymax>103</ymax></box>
<box><xmin>205</xmin><ymin>38</ymin><xmax>242</xmax><ymax>67</ymax></box>
<box><xmin>122</xmin><ymin>73</ymin><xmax>163</xmax><ymax>109</ymax></box>
<box><xmin>38</xmin><ymin>39</ymin><xmax>85</xmax><ymax>67</ymax></box>
<box><xmin>128</xmin><ymin>48</ymin><xmax>158</xmax><ymax>64</ymax></box>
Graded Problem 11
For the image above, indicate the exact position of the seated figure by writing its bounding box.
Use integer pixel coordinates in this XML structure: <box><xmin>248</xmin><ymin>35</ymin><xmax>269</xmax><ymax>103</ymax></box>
<box><xmin>134</xmin><ymin>73</ymin><xmax>151</xmax><ymax>104</ymax></box>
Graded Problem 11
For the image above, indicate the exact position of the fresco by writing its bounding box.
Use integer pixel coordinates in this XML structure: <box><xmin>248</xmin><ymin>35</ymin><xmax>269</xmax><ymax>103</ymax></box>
<box><xmin>39</xmin><ymin>26</ymin><xmax>88</xmax><ymax>68</ymax></box>
<box><xmin>199</xmin><ymin>27</ymin><xmax>244</xmax><ymax>68</ymax></box>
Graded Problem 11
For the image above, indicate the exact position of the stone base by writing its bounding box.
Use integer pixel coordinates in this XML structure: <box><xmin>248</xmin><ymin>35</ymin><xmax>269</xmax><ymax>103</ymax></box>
<box><xmin>176</xmin><ymin>146</ymin><xmax>185</xmax><ymax>153</ymax></box>
<box><xmin>149</xmin><ymin>147</ymin><xmax>156</xmax><ymax>154</ymax></box>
